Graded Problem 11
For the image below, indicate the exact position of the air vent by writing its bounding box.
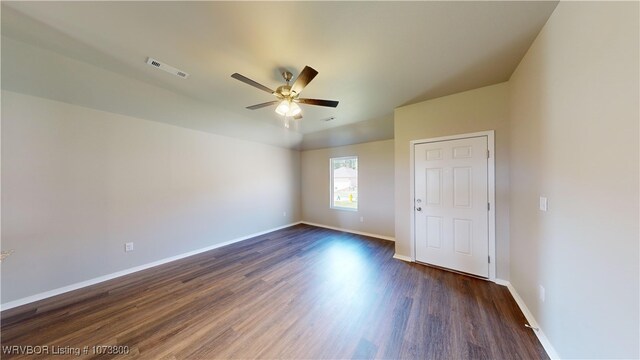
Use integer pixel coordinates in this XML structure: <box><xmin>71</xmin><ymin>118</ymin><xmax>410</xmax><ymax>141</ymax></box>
<box><xmin>146</xmin><ymin>57</ymin><xmax>189</xmax><ymax>79</ymax></box>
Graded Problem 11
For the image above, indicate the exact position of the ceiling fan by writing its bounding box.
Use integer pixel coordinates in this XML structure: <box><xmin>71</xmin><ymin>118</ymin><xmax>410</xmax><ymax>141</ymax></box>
<box><xmin>231</xmin><ymin>66</ymin><xmax>339</xmax><ymax>119</ymax></box>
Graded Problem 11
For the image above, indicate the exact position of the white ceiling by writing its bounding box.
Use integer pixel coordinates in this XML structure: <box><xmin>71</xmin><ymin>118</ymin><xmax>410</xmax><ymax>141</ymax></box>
<box><xmin>1</xmin><ymin>1</ymin><xmax>558</xmax><ymax>150</ymax></box>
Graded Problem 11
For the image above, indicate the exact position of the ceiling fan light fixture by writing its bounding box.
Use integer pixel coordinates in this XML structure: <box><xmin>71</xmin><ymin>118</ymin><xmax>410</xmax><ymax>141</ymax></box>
<box><xmin>275</xmin><ymin>100</ymin><xmax>302</xmax><ymax>117</ymax></box>
<box><xmin>288</xmin><ymin>102</ymin><xmax>302</xmax><ymax>116</ymax></box>
<box><xmin>275</xmin><ymin>100</ymin><xmax>290</xmax><ymax>116</ymax></box>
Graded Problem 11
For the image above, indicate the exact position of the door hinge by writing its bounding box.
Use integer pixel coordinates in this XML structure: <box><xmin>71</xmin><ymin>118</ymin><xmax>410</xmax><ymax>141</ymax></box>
<box><xmin>487</xmin><ymin>149</ymin><xmax>490</xmax><ymax>158</ymax></box>
<box><xmin>488</xmin><ymin>255</ymin><xmax>491</xmax><ymax>263</ymax></box>
<box><xmin>488</xmin><ymin>202</ymin><xmax>490</xmax><ymax>211</ymax></box>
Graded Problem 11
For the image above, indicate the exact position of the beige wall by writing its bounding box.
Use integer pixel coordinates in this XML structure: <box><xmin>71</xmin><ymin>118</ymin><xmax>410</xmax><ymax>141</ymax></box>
<box><xmin>508</xmin><ymin>2</ymin><xmax>639</xmax><ymax>358</ymax></box>
<box><xmin>394</xmin><ymin>82</ymin><xmax>510</xmax><ymax>279</ymax></box>
<box><xmin>1</xmin><ymin>91</ymin><xmax>301</xmax><ymax>304</ymax></box>
<box><xmin>301</xmin><ymin>140</ymin><xmax>394</xmax><ymax>238</ymax></box>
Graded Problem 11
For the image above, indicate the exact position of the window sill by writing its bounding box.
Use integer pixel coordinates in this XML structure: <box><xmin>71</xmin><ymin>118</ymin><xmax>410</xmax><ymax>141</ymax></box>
<box><xmin>330</xmin><ymin>206</ymin><xmax>358</xmax><ymax>212</ymax></box>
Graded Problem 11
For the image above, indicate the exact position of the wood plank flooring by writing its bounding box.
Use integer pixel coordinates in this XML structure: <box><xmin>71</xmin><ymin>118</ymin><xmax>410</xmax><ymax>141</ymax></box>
<box><xmin>1</xmin><ymin>224</ymin><xmax>548</xmax><ymax>359</ymax></box>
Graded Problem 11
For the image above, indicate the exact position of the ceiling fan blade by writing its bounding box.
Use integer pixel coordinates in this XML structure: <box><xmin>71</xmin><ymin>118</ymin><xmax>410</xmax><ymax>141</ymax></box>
<box><xmin>231</xmin><ymin>73</ymin><xmax>275</xmax><ymax>95</ymax></box>
<box><xmin>297</xmin><ymin>98</ymin><xmax>339</xmax><ymax>108</ymax></box>
<box><xmin>246</xmin><ymin>100</ymin><xmax>279</xmax><ymax>110</ymax></box>
<box><xmin>290</xmin><ymin>66</ymin><xmax>318</xmax><ymax>95</ymax></box>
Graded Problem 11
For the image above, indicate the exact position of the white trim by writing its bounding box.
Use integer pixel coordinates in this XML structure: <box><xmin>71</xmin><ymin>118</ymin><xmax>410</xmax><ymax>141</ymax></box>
<box><xmin>300</xmin><ymin>221</ymin><xmax>395</xmax><ymax>242</ymax></box>
<box><xmin>499</xmin><ymin>280</ymin><xmax>561</xmax><ymax>359</ymax></box>
<box><xmin>1</xmin><ymin>222</ymin><xmax>302</xmax><ymax>311</ymax></box>
<box><xmin>409</xmin><ymin>136</ymin><xmax>416</xmax><ymax>261</ymax></box>
<box><xmin>393</xmin><ymin>253</ymin><xmax>413</xmax><ymax>262</ymax></box>
<box><xmin>409</xmin><ymin>130</ymin><xmax>497</xmax><ymax>280</ymax></box>
<box><xmin>487</xmin><ymin>132</ymin><xmax>496</xmax><ymax>280</ymax></box>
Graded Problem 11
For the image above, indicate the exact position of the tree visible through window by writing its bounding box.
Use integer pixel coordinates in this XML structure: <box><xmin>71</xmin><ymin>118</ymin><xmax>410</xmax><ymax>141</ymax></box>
<box><xmin>330</xmin><ymin>156</ymin><xmax>358</xmax><ymax>210</ymax></box>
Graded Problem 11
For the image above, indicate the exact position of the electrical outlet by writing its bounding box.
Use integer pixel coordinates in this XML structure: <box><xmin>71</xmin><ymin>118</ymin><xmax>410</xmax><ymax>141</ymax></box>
<box><xmin>125</xmin><ymin>242</ymin><xmax>134</xmax><ymax>252</ymax></box>
<box><xmin>539</xmin><ymin>285</ymin><xmax>545</xmax><ymax>302</ymax></box>
<box><xmin>360</xmin><ymin>216</ymin><xmax>364</xmax><ymax>223</ymax></box>
<box><xmin>539</xmin><ymin>197</ymin><xmax>548</xmax><ymax>211</ymax></box>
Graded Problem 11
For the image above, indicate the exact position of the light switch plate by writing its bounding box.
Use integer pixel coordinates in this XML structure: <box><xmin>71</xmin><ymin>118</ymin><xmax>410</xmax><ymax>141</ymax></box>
<box><xmin>539</xmin><ymin>197</ymin><xmax>548</xmax><ymax>211</ymax></box>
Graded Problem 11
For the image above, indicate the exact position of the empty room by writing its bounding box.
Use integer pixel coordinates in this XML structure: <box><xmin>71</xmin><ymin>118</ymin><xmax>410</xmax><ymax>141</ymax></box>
<box><xmin>1</xmin><ymin>1</ymin><xmax>638</xmax><ymax>359</ymax></box>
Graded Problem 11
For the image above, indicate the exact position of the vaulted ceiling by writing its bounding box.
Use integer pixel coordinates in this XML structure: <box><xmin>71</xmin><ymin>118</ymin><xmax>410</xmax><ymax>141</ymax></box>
<box><xmin>1</xmin><ymin>1</ymin><xmax>558</xmax><ymax>149</ymax></box>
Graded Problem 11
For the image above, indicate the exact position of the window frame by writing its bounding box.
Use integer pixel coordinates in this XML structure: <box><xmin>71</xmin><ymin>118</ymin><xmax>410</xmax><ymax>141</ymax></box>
<box><xmin>329</xmin><ymin>156</ymin><xmax>359</xmax><ymax>211</ymax></box>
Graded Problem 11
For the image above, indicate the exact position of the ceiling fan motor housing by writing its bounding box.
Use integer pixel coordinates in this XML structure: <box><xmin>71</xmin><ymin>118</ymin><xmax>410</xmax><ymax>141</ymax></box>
<box><xmin>276</xmin><ymin>85</ymin><xmax>294</xmax><ymax>98</ymax></box>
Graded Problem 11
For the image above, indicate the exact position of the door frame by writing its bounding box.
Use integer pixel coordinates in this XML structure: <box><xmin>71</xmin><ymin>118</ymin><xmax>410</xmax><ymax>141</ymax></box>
<box><xmin>409</xmin><ymin>130</ymin><xmax>496</xmax><ymax>281</ymax></box>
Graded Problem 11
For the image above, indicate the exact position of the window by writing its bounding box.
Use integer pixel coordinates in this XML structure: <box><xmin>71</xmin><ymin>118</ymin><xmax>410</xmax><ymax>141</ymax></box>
<box><xmin>330</xmin><ymin>156</ymin><xmax>358</xmax><ymax>210</ymax></box>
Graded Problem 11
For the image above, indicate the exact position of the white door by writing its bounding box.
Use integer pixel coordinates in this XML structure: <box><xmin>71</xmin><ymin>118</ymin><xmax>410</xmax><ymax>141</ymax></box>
<box><xmin>414</xmin><ymin>136</ymin><xmax>489</xmax><ymax>277</ymax></box>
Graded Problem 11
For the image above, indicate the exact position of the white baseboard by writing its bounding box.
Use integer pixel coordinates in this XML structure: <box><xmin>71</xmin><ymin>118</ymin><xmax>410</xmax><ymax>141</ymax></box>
<box><xmin>1</xmin><ymin>222</ymin><xmax>302</xmax><ymax>311</ymax></box>
<box><xmin>499</xmin><ymin>280</ymin><xmax>560</xmax><ymax>359</ymax></box>
<box><xmin>300</xmin><ymin>221</ymin><xmax>395</xmax><ymax>242</ymax></box>
<box><xmin>393</xmin><ymin>253</ymin><xmax>413</xmax><ymax>262</ymax></box>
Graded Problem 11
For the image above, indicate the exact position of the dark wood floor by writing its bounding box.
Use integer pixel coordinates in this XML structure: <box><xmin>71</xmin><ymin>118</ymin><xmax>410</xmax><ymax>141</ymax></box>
<box><xmin>1</xmin><ymin>224</ymin><xmax>547</xmax><ymax>359</ymax></box>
